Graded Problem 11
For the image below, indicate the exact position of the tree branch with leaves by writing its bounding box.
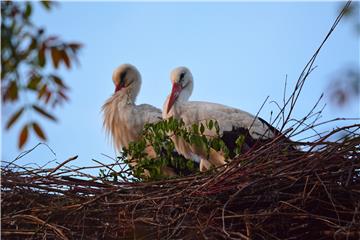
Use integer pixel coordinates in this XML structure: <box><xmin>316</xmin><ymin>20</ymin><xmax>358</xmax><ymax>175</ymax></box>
<box><xmin>1</xmin><ymin>1</ymin><xmax>82</xmax><ymax>148</ymax></box>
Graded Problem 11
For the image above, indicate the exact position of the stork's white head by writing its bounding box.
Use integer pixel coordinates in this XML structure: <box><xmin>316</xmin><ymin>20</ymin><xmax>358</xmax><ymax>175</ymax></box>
<box><xmin>167</xmin><ymin>66</ymin><xmax>194</xmax><ymax>113</ymax></box>
<box><xmin>112</xmin><ymin>64</ymin><xmax>141</xmax><ymax>102</ymax></box>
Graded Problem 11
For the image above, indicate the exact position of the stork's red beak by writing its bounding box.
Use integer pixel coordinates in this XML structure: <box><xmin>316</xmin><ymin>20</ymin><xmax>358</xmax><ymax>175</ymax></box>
<box><xmin>167</xmin><ymin>82</ymin><xmax>182</xmax><ymax>114</ymax></box>
<box><xmin>115</xmin><ymin>81</ymin><xmax>125</xmax><ymax>93</ymax></box>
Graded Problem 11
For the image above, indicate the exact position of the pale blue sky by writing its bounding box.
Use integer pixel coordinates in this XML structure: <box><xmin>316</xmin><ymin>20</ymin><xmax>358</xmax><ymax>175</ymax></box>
<box><xmin>2</xmin><ymin>2</ymin><xmax>359</xmax><ymax>168</ymax></box>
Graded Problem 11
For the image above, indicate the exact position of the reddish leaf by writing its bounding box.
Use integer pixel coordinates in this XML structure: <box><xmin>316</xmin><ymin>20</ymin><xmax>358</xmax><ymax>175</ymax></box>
<box><xmin>38</xmin><ymin>44</ymin><xmax>46</xmax><ymax>67</ymax></box>
<box><xmin>68</xmin><ymin>43</ymin><xmax>82</xmax><ymax>52</ymax></box>
<box><xmin>32</xmin><ymin>122</ymin><xmax>47</xmax><ymax>140</ymax></box>
<box><xmin>32</xmin><ymin>105</ymin><xmax>57</xmax><ymax>122</ymax></box>
<box><xmin>61</xmin><ymin>50</ymin><xmax>71</xmax><ymax>68</ymax></box>
<box><xmin>38</xmin><ymin>84</ymin><xmax>48</xmax><ymax>100</ymax></box>
<box><xmin>27</xmin><ymin>75</ymin><xmax>42</xmax><ymax>90</ymax></box>
<box><xmin>29</xmin><ymin>37</ymin><xmax>37</xmax><ymax>51</ymax></box>
<box><xmin>45</xmin><ymin>91</ymin><xmax>52</xmax><ymax>104</ymax></box>
<box><xmin>58</xmin><ymin>90</ymin><xmax>69</xmax><ymax>101</ymax></box>
<box><xmin>51</xmin><ymin>47</ymin><xmax>61</xmax><ymax>68</ymax></box>
<box><xmin>45</xmin><ymin>36</ymin><xmax>59</xmax><ymax>44</ymax></box>
<box><xmin>40</xmin><ymin>1</ymin><xmax>54</xmax><ymax>10</ymax></box>
<box><xmin>51</xmin><ymin>75</ymin><xmax>68</xmax><ymax>89</ymax></box>
<box><xmin>4</xmin><ymin>81</ymin><xmax>18</xmax><ymax>102</ymax></box>
<box><xmin>18</xmin><ymin>125</ymin><xmax>29</xmax><ymax>149</ymax></box>
<box><xmin>6</xmin><ymin>107</ymin><xmax>25</xmax><ymax>129</ymax></box>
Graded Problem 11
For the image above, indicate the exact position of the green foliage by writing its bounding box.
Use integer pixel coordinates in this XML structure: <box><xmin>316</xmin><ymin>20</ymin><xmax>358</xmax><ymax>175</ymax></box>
<box><xmin>235</xmin><ymin>134</ymin><xmax>246</xmax><ymax>155</ymax></box>
<box><xmin>1</xmin><ymin>1</ymin><xmax>82</xmax><ymax>149</ymax></box>
<box><xmin>115</xmin><ymin>118</ymin><xmax>232</xmax><ymax>181</ymax></box>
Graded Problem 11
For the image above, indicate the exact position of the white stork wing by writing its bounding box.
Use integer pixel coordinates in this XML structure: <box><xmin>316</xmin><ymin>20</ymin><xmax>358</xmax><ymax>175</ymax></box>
<box><xmin>127</xmin><ymin>104</ymin><xmax>162</xmax><ymax>133</ymax></box>
<box><xmin>176</xmin><ymin>101</ymin><xmax>275</xmax><ymax>139</ymax></box>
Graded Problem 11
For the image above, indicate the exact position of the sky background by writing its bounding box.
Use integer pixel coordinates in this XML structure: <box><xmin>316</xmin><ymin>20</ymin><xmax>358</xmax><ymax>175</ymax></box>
<box><xmin>2</xmin><ymin>2</ymin><xmax>359</xmax><ymax>170</ymax></box>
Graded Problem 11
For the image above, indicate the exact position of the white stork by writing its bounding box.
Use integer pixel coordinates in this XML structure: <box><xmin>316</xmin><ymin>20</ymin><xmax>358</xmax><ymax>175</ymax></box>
<box><xmin>163</xmin><ymin>66</ymin><xmax>280</xmax><ymax>171</ymax></box>
<box><xmin>102</xmin><ymin>64</ymin><xmax>176</xmax><ymax>177</ymax></box>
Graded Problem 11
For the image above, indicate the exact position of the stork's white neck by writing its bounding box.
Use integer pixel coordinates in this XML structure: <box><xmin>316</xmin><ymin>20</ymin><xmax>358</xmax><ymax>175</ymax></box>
<box><xmin>178</xmin><ymin>81</ymin><xmax>193</xmax><ymax>103</ymax></box>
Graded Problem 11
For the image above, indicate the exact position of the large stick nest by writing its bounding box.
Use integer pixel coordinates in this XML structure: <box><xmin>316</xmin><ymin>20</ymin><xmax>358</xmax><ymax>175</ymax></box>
<box><xmin>2</xmin><ymin>127</ymin><xmax>360</xmax><ymax>239</ymax></box>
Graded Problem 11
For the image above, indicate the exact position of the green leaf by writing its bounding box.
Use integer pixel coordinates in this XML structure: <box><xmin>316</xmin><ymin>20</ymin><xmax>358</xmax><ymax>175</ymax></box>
<box><xmin>208</xmin><ymin>120</ymin><xmax>213</xmax><ymax>130</ymax></box>
<box><xmin>235</xmin><ymin>135</ymin><xmax>245</xmax><ymax>147</ymax></box>
<box><xmin>186</xmin><ymin>160</ymin><xmax>194</xmax><ymax>170</ymax></box>
<box><xmin>32</xmin><ymin>105</ymin><xmax>57</xmax><ymax>122</ymax></box>
<box><xmin>214</xmin><ymin>121</ymin><xmax>220</xmax><ymax>135</ymax></box>
<box><xmin>18</xmin><ymin>125</ymin><xmax>29</xmax><ymax>149</ymax></box>
<box><xmin>235</xmin><ymin>135</ymin><xmax>245</xmax><ymax>155</ymax></box>
<box><xmin>6</xmin><ymin>107</ymin><xmax>25</xmax><ymax>129</ymax></box>
<box><xmin>24</xmin><ymin>3</ymin><xmax>32</xmax><ymax>18</ymax></box>
<box><xmin>32</xmin><ymin>122</ymin><xmax>47</xmax><ymax>140</ymax></box>
<box><xmin>219</xmin><ymin>141</ymin><xmax>230</xmax><ymax>158</ymax></box>
<box><xmin>192</xmin><ymin>123</ymin><xmax>199</xmax><ymax>134</ymax></box>
<box><xmin>211</xmin><ymin>138</ymin><xmax>221</xmax><ymax>151</ymax></box>
<box><xmin>173</xmin><ymin>118</ymin><xmax>179</xmax><ymax>130</ymax></box>
<box><xmin>200</xmin><ymin>123</ymin><xmax>205</xmax><ymax>134</ymax></box>
<box><xmin>191</xmin><ymin>135</ymin><xmax>203</xmax><ymax>147</ymax></box>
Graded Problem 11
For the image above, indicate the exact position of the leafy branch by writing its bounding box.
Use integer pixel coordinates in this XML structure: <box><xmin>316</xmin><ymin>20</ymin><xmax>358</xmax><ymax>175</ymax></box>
<box><xmin>109</xmin><ymin>117</ymin><xmax>246</xmax><ymax>181</ymax></box>
<box><xmin>1</xmin><ymin>1</ymin><xmax>82</xmax><ymax>148</ymax></box>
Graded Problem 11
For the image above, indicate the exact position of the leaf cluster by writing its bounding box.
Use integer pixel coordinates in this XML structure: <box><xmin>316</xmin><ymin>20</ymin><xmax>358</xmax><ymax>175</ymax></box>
<box><xmin>1</xmin><ymin>1</ymin><xmax>82</xmax><ymax>148</ymax></box>
<box><xmin>119</xmin><ymin>117</ymin><xmax>243</xmax><ymax>181</ymax></box>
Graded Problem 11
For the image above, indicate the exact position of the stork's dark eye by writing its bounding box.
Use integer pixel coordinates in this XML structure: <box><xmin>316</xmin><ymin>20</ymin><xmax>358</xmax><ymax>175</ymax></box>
<box><xmin>119</xmin><ymin>69</ymin><xmax>128</xmax><ymax>86</ymax></box>
<box><xmin>179</xmin><ymin>72</ymin><xmax>185</xmax><ymax>81</ymax></box>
